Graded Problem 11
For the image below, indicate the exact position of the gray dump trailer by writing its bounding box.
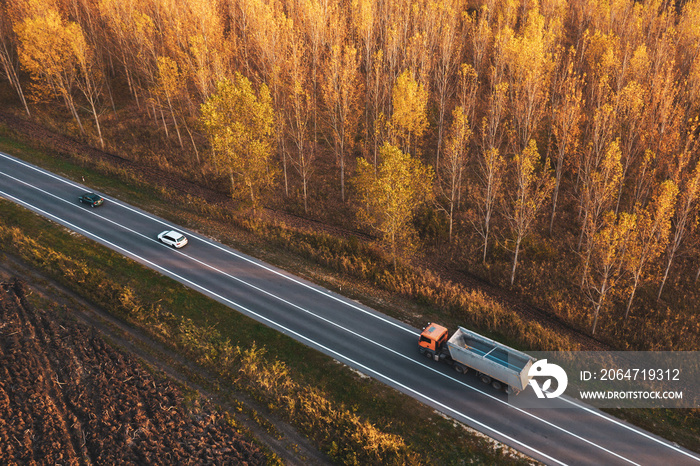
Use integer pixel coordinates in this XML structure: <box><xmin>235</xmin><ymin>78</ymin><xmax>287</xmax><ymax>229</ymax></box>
<box><xmin>418</xmin><ymin>323</ymin><xmax>534</xmax><ymax>394</ymax></box>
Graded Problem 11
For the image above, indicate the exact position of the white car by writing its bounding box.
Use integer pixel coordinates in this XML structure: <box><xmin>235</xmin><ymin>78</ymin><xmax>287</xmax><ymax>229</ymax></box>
<box><xmin>158</xmin><ymin>230</ymin><xmax>188</xmax><ymax>248</ymax></box>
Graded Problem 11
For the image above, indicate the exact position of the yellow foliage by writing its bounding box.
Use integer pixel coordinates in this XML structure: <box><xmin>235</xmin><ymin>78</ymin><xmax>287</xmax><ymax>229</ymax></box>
<box><xmin>200</xmin><ymin>73</ymin><xmax>276</xmax><ymax>208</ymax></box>
<box><xmin>354</xmin><ymin>142</ymin><xmax>434</xmax><ymax>268</ymax></box>
<box><xmin>15</xmin><ymin>7</ymin><xmax>77</xmax><ymax>101</ymax></box>
<box><xmin>390</xmin><ymin>70</ymin><xmax>428</xmax><ymax>154</ymax></box>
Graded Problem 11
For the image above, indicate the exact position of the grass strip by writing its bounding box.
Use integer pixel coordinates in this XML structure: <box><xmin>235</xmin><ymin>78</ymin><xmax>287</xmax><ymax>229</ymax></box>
<box><xmin>0</xmin><ymin>198</ymin><xmax>531</xmax><ymax>464</ymax></box>
<box><xmin>1</xmin><ymin>127</ymin><xmax>697</xmax><ymax>454</ymax></box>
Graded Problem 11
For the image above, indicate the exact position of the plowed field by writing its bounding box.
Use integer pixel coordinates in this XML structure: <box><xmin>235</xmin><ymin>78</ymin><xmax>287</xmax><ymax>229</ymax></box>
<box><xmin>0</xmin><ymin>278</ymin><xmax>265</xmax><ymax>465</ymax></box>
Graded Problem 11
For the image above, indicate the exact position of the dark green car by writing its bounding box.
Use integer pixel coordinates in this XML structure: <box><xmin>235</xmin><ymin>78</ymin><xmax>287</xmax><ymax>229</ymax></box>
<box><xmin>78</xmin><ymin>192</ymin><xmax>104</xmax><ymax>207</ymax></box>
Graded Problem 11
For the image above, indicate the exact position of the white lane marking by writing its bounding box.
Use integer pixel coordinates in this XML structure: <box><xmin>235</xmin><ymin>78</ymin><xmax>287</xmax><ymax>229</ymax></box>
<box><xmin>0</xmin><ymin>169</ymin><xmax>646</xmax><ymax>463</ymax></box>
<box><xmin>1</xmin><ymin>152</ymin><xmax>697</xmax><ymax>463</ymax></box>
<box><xmin>0</xmin><ymin>151</ymin><xmax>415</xmax><ymax>335</ymax></box>
<box><xmin>0</xmin><ymin>186</ymin><xmax>566</xmax><ymax>465</ymax></box>
<box><xmin>0</xmin><ymin>171</ymin><xmax>650</xmax><ymax>465</ymax></box>
<box><xmin>558</xmin><ymin>396</ymin><xmax>700</xmax><ymax>462</ymax></box>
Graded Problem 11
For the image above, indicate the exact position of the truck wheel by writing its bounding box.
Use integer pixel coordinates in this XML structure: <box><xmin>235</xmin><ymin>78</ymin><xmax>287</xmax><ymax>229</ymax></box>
<box><xmin>491</xmin><ymin>380</ymin><xmax>502</xmax><ymax>390</ymax></box>
<box><xmin>479</xmin><ymin>374</ymin><xmax>491</xmax><ymax>385</ymax></box>
<box><xmin>454</xmin><ymin>364</ymin><xmax>466</xmax><ymax>374</ymax></box>
<box><xmin>425</xmin><ymin>351</ymin><xmax>434</xmax><ymax>359</ymax></box>
<box><xmin>505</xmin><ymin>386</ymin><xmax>516</xmax><ymax>395</ymax></box>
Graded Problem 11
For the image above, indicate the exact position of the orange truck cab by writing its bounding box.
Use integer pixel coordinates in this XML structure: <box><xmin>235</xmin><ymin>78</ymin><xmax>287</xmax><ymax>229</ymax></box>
<box><xmin>418</xmin><ymin>323</ymin><xmax>449</xmax><ymax>358</ymax></box>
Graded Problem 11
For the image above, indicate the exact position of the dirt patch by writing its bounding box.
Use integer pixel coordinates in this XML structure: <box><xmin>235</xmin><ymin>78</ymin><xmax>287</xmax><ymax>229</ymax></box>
<box><xmin>0</xmin><ymin>256</ymin><xmax>331</xmax><ymax>465</ymax></box>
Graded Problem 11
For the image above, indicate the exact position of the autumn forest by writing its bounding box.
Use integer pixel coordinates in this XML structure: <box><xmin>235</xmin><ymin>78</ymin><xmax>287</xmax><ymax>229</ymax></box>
<box><xmin>1</xmin><ymin>0</ymin><xmax>700</xmax><ymax>350</ymax></box>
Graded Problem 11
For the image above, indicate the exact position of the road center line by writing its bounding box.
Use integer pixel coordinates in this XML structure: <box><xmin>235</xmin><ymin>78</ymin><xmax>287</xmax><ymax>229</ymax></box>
<box><xmin>0</xmin><ymin>186</ymin><xmax>569</xmax><ymax>464</ymax></box>
<box><xmin>2</xmin><ymin>151</ymin><xmax>697</xmax><ymax>463</ymax></box>
<box><xmin>0</xmin><ymin>170</ymin><xmax>643</xmax><ymax>465</ymax></box>
<box><xmin>0</xmin><ymin>151</ymin><xmax>415</xmax><ymax>335</ymax></box>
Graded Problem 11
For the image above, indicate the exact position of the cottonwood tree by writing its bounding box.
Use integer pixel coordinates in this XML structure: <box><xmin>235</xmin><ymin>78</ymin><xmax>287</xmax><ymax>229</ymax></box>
<box><xmin>128</xmin><ymin>12</ymin><xmax>160</xmax><ymax>118</ymax></box>
<box><xmin>504</xmin><ymin>139</ymin><xmax>554</xmax><ymax>285</ymax></box>
<box><xmin>623</xmin><ymin>180</ymin><xmax>678</xmax><ymax>319</ymax></box>
<box><xmin>234</xmin><ymin>0</ymin><xmax>288</xmax><ymax>78</ymax></box>
<box><xmin>659</xmin><ymin>160</ymin><xmax>700</xmax><ymax>299</ymax></box>
<box><xmin>406</xmin><ymin>0</ymin><xmax>441</xmax><ymax>85</ymax></box>
<box><xmin>579</xmin><ymin>139</ymin><xmax>623</xmax><ymax>282</ymax></box>
<box><xmin>678</xmin><ymin>0</ymin><xmax>700</xmax><ymax>72</ymax></box>
<box><xmin>578</xmin><ymin>31</ymin><xmax>617</xmax><ymax>194</ymax></box>
<box><xmin>321</xmin><ymin>43</ymin><xmax>362</xmax><ymax>202</ymax></box>
<box><xmin>70</xmin><ymin>20</ymin><xmax>105</xmax><ymax>148</ymax></box>
<box><xmin>550</xmin><ymin>58</ymin><xmax>583</xmax><ymax>231</ymax></box>
<box><xmin>583</xmin><ymin>211</ymin><xmax>636</xmax><ymax>335</ymax></box>
<box><xmin>503</xmin><ymin>8</ymin><xmax>555</xmax><ymax>155</ymax></box>
<box><xmin>354</xmin><ymin>142</ymin><xmax>434</xmax><ymax>269</ymax></box>
<box><xmin>389</xmin><ymin>69</ymin><xmax>428</xmax><ymax>156</ymax></box>
<box><xmin>70</xmin><ymin>0</ymin><xmax>115</xmax><ymax>112</ymax></box>
<box><xmin>678</xmin><ymin>0</ymin><xmax>700</xmax><ymax>119</ymax></box>
<box><xmin>15</xmin><ymin>8</ymin><xmax>84</xmax><ymax>131</ymax></box>
<box><xmin>0</xmin><ymin>8</ymin><xmax>29</xmax><ymax>115</ymax></box>
<box><xmin>455</xmin><ymin>64</ymin><xmax>479</xmax><ymax>136</ymax></box>
<box><xmin>613</xmin><ymin>42</ymin><xmax>652</xmax><ymax>213</ymax></box>
<box><xmin>351</xmin><ymin>0</ymin><xmax>377</xmax><ymax>156</ymax></box>
<box><xmin>152</xmin><ymin>56</ymin><xmax>187</xmax><ymax>150</ymax></box>
<box><xmin>474</xmin><ymin>72</ymin><xmax>508</xmax><ymax>263</ymax></box>
<box><xmin>368</xmin><ymin>49</ymin><xmax>389</xmax><ymax>166</ymax></box>
<box><xmin>295</xmin><ymin>0</ymin><xmax>332</xmax><ymax>155</ymax></box>
<box><xmin>473</xmin><ymin>23</ymin><xmax>510</xmax><ymax>263</ymax></box>
<box><xmin>285</xmin><ymin>27</ymin><xmax>314</xmax><ymax>214</ymax></box>
<box><xmin>184</xmin><ymin>0</ymin><xmax>226</xmax><ymax>102</ymax></box>
<box><xmin>200</xmin><ymin>74</ymin><xmax>275</xmax><ymax>211</ymax></box>
<box><xmin>466</xmin><ymin>5</ymin><xmax>492</xmax><ymax>81</ymax></box>
<box><xmin>433</xmin><ymin>11</ymin><xmax>462</xmax><ymax>177</ymax></box>
<box><xmin>16</xmin><ymin>5</ymin><xmax>106</xmax><ymax>146</ymax></box>
<box><xmin>614</xmin><ymin>77</ymin><xmax>646</xmax><ymax>213</ymax></box>
<box><xmin>243</xmin><ymin>2</ymin><xmax>291</xmax><ymax>197</ymax></box>
<box><xmin>439</xmin><ymin>105</ymin><xmax>472</xmax><ymax>243</ymax></box>
<box><xmin>96</xmin><ymin>0</ymin><xmax>148</xmax><ymax>106</ymax></box>
<box><xmin>633</xmin><ymin>64</ymin><xmax>681</xmax><ymax>208</ymax></box>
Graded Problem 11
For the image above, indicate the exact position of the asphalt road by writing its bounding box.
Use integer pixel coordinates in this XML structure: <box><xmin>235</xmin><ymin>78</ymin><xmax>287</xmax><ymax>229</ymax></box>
<box><xmin>1</xmin><ymin>151</ymin><xmax>698</xmax><ymax>465</ymax></box>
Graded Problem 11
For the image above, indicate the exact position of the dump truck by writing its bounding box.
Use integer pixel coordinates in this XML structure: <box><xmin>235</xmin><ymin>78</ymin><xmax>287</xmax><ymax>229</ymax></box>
<box><xmin>418</xmin><ymin>323</ymin><xmax>534</xmax><ymax>394</ymax></box>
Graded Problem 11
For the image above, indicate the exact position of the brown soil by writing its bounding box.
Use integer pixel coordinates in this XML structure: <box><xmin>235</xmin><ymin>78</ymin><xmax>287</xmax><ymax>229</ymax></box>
<box><xmin>0</xmin><ymin>256</ymin><xmax>331</xmax><ymax>465</ymax></box>
<box><xmin>0</xmin><ymin>277</ymin><xmax>266</xmax><ymax>464</ymax></box>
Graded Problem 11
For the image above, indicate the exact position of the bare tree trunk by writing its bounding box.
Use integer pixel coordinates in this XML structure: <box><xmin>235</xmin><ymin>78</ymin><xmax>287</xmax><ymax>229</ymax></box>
<box><xmin>510</xmin><ymin>237</ymin><xmax>522</xmax><ymax>285</ymax></box>
<box><xmin>159</xmin><ymin>106</ymin><xmax>169</xmax><ymax>137</ymax></box>
<box><xmin>340</xmin><ymin>153</ymin><xmax>345</xmax><ymax>202</ymax></box>
<box><xmin>448</xmin><ymin>197</ymin><xmax>455</xmax><ymax>243</ymax></box>
<box><xmin>658</xmin><ymin>223</ymin><xmax>687</xmax><ymax>300</ymax></box>
<box><xmin>281</xmin><ymin>139</ymin><xmax>289</xmax><ymax>197</ymax></box>
<box><xmin>88</xmin><ymin>97</ymin><xmax>104</xmax><ymax>148</ymax></box>
<box><xmin>184</xmin><ymin>123</ymin><xmax>201</xmax><ymax>165</ymax></box>
<box><xmin>0</xmin><ymin>42</ymin><xmax>30</xmax><ymax>116</ymax></box>
<box><xmin>229</xmin><ymin>172</ymin><xmax>236</xmax><ymax>198</ymax></box>
<box><xmin>165</xmin><ymin>93</ymin><xmax>183</xmax><ymax>148</ymax></box>
<box><xmin>591</xmin><ymin>300</ymin><xmax>602</xmax><ymax>335</ymax></box>
<box><xmin>303</xmin><ymin>175</ymin><xmax>308</xmax><ymax>214</ymax></box>
<box><xmin>482</xmin><ymin>219</ymin><xmax>490</xmax><ymax>263</ymax></box>
<box><xmin>63</xmin><ymin>91</ymin><xmax>85</xmax><ymax>134</ymax></box>
<box><xmin>591</xmin><ymin>277</ymin><xmax>610</xmax><ymax>335</ymax></box>
<box><xmin>550</xmin><ymin>170</ymin><xmax>562</xmax><ymax>233</ymax></box>
<box><xmin>250</xmin><ymin>182</ymin><xmax>256</xmax><ymax>214</ymax></box>
<box><xmin>624</xmin><ymin>278</ymin><xmax>639</xmax><ymax>320</ymax></box>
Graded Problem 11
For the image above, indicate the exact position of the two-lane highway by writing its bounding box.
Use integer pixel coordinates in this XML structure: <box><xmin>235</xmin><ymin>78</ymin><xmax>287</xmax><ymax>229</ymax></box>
<box><xmin>1</xmin><ymin>151</ymin><xmax>698</xmax><ymax>465</ymax></box>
